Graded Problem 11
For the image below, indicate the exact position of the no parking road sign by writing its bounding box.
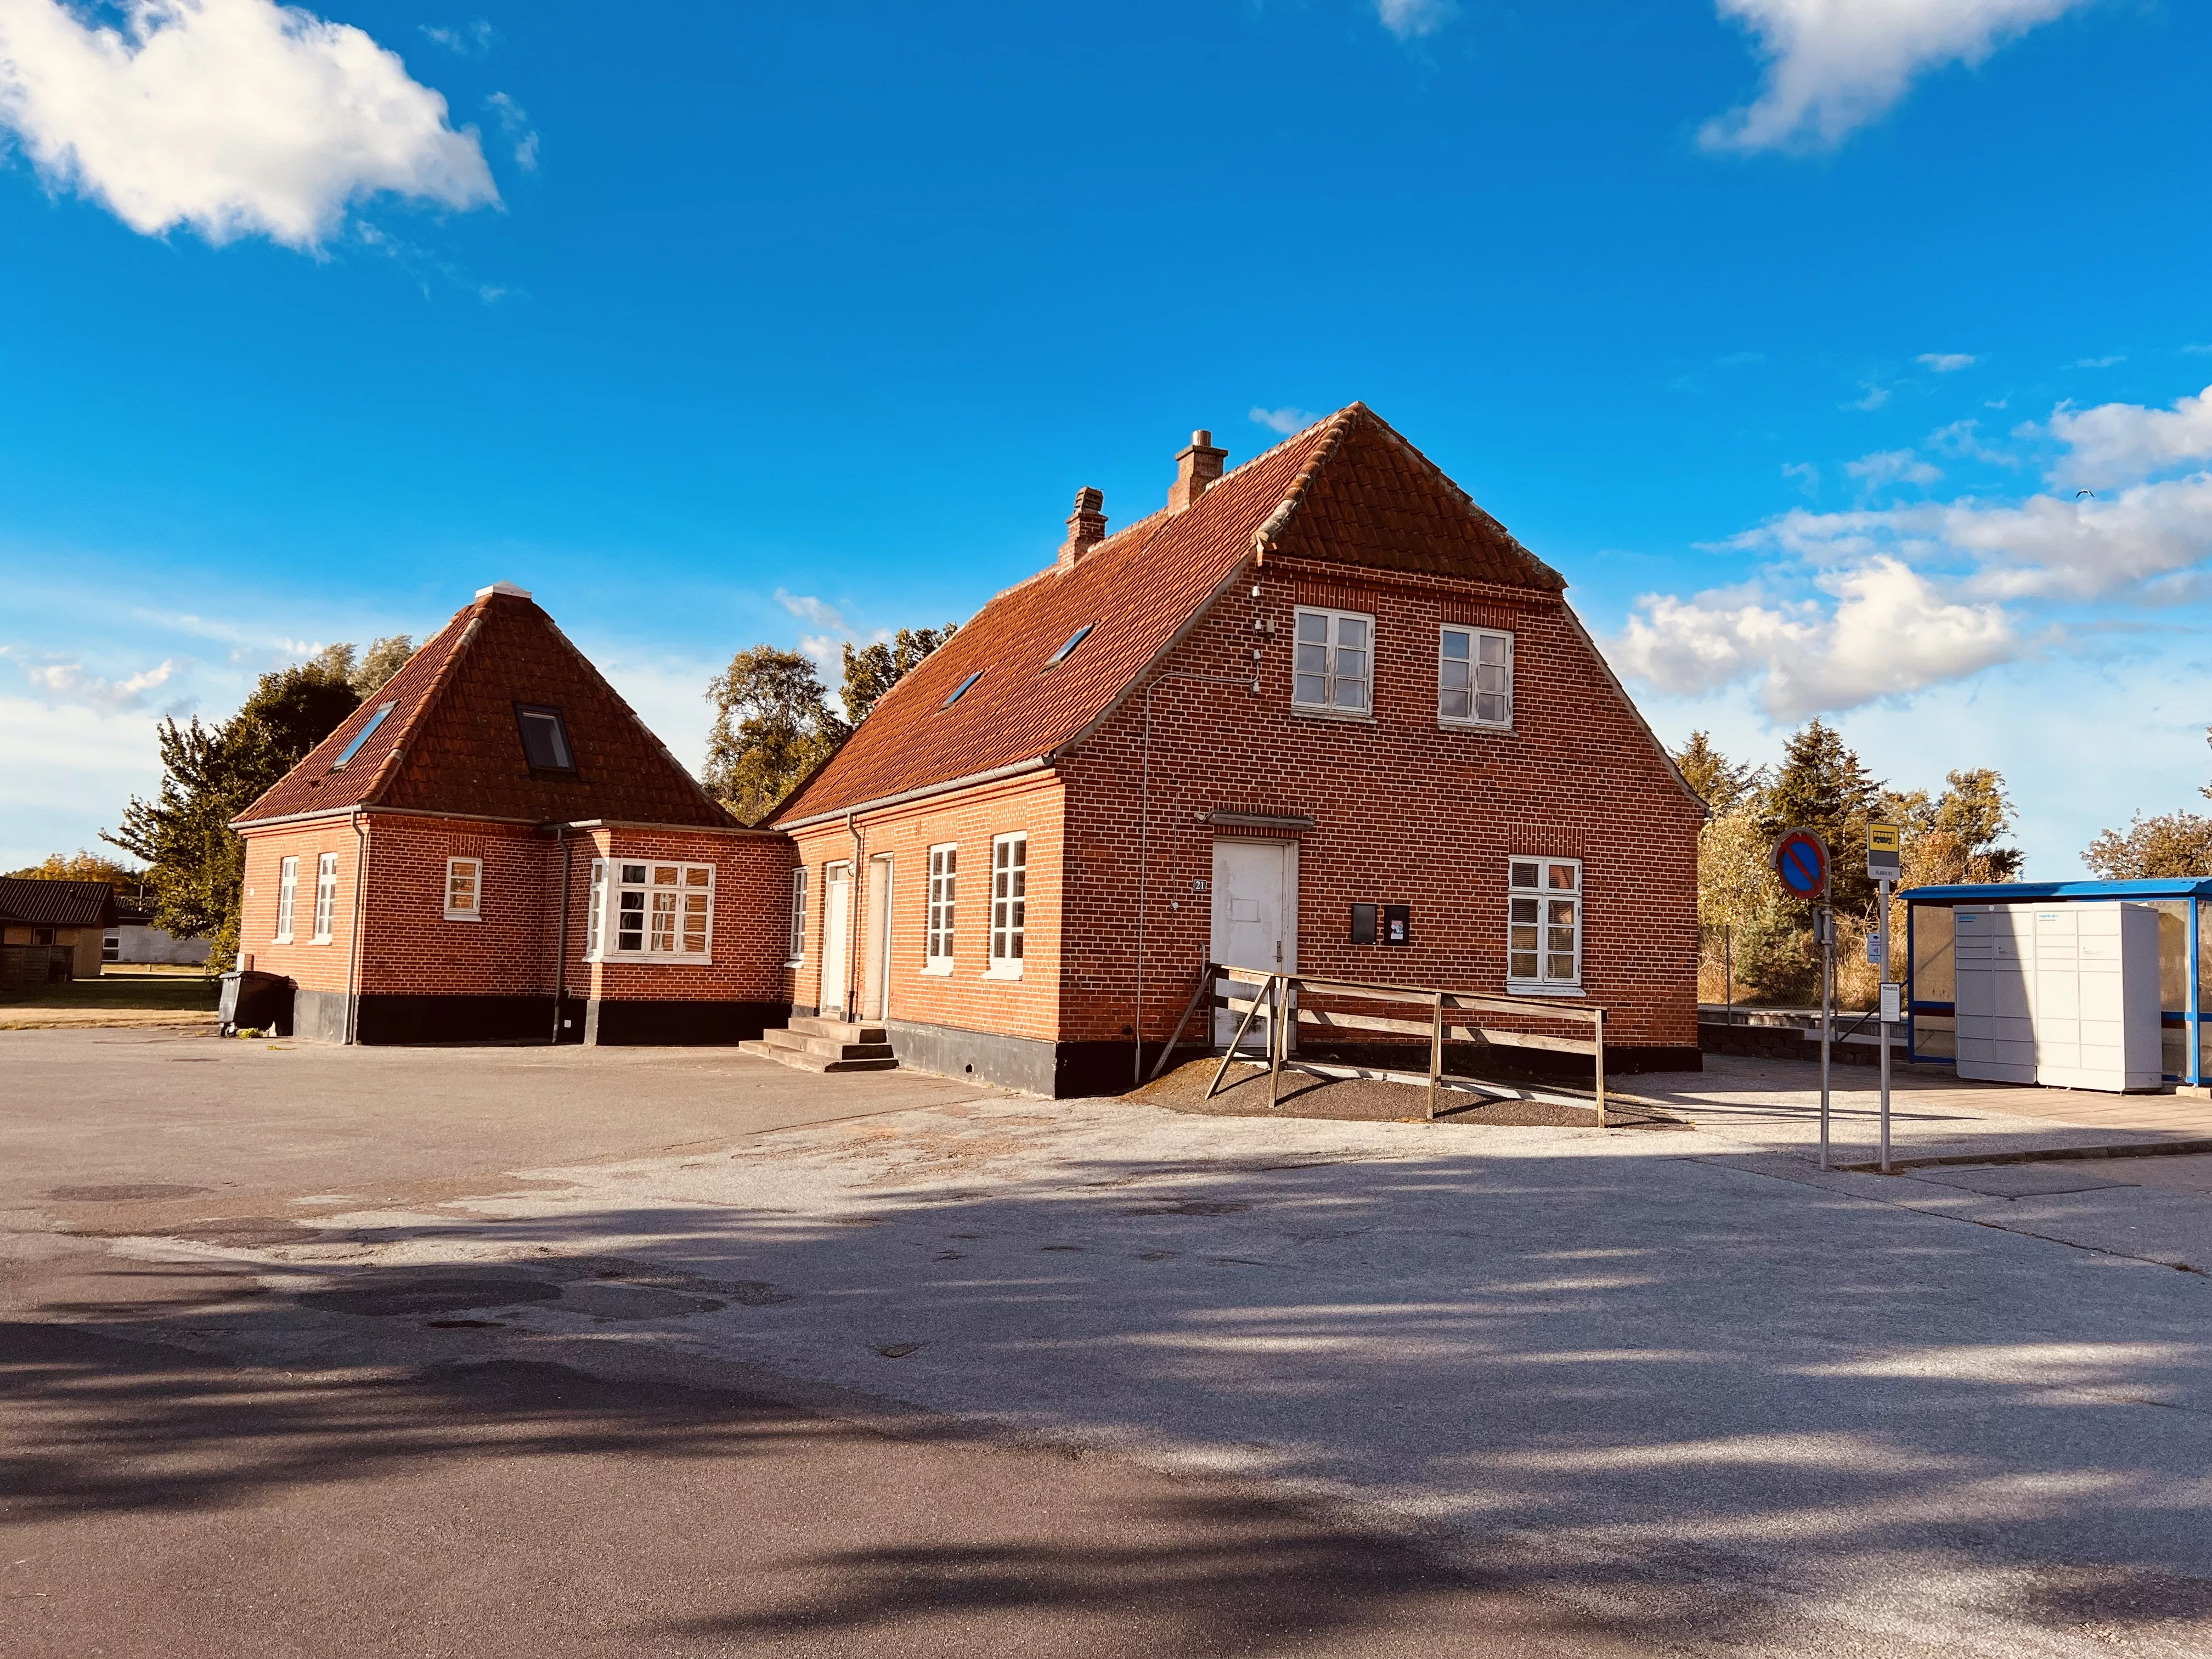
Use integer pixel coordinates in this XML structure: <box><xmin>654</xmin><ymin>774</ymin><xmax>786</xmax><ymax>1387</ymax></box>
<box><xmin>1773</xmin><ymin>830</ymin><xmax>1830</xmax><ymax>900</ymax></box>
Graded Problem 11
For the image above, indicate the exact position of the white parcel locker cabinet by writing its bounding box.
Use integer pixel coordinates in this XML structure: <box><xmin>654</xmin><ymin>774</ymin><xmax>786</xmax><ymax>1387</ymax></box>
<box><xmin>1954</xmin><ymin>902</ymin><xmax>2162</xmax><ymax>1091</ymax></box>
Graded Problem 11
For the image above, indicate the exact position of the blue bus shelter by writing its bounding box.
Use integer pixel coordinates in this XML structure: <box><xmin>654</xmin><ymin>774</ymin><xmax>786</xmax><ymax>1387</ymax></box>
<box><xmin>1905</xmin><ymin>878</ymin><xmax>2212</xmax><ymax>1084</ymax></box>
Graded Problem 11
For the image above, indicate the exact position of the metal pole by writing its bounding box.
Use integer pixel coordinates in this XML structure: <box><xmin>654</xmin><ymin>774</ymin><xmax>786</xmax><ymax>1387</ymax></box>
<box><xmin>1593</xmin><ymin>1006</ymin><xmax>1607</xmax><ymax>1130</ymax></box>
<box><xmin>1818</xmin><ymin>904</ymin><xmax>1832</xmax><ymax>1170</ymax></box>
<box><xmin>1725</xmin><ymin>925</ymin><xmax>1733</xmax><ymax>1013</ymax></box>
<box><xmin>1878</xmin><ymin>876</ymin><xmax>1894</xmax><ymax>1175</ymax></box>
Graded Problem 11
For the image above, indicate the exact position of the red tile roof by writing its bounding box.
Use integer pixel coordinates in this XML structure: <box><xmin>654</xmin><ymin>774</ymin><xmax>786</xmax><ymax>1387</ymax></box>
<box><xmin>235</xmin><ymin>588</ymin><xmax>736</xmax><ymax>830</ymax></box>
<box><xmin>771</xmin><ymin>403</ymin><xmax>1563</xmax><ymax>825</ymax></box>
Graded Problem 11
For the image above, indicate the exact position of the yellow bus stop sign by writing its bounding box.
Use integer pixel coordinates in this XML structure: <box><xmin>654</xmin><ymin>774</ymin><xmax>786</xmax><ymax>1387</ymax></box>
<box><xmin>1868</xmin><ymin>820</ymin><xmax>1901</xmax><ymax>880</ymax></box>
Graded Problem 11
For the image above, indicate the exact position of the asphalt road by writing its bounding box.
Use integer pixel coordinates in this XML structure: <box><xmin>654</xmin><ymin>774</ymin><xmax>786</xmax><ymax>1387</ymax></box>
<box><xmin>1</xmin><ymin>1029</ymin><xmax>1649</xmax><ymax>1659</ymax></box>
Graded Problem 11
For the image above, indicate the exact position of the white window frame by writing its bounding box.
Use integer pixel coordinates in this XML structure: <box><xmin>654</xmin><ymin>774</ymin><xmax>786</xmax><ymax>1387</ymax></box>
<box><xmin>590</xmin><ymin>859</ymin><xmax>716</xmax><ymax>963</ymax></box>
<box><xmin>986</xmin><ymin>833</ymin><xmax>1026</xmax><ymax>978</ymax></box>
<box><xmin>924</xmin><ymin>843</ymin><xmax>957</xmax><ymax>973</ymax></box>
<box><xmin>311</xmin><ymin>853</ymin><xmax>338</xmax><ymax>945</ymax></box>
<box><xmin>786</xmin><ymin>866</ymin><xmax>808</xmax><ymax>965</ymax></box>
<box><xmin>1291</xmin><ymin>606</ymin><xmax>1374</xmax><ymax>717</ymax></box>
<box><xmin>444</xmin><ymin>857</ymin><xmax>483</xmax><ymax>921</ymax></box>
<box><xmin>1507</xmin><ymin>857</ymin><xmax>1582</xmax><ymax>994</ymax></box>
<box><xmin>585</xmin><ymin>860</ymin><xmax>607</xmax><ymax>958</ymax></box>
<box><xmin>274</xmin><ymin>855</ymin><xmax>298</xmax><ymax>943</ymax></box>
<box><xmin>1439</xmin><ymin>625</ymin><xmax>1513</xmax><ymax>730</ymax></box>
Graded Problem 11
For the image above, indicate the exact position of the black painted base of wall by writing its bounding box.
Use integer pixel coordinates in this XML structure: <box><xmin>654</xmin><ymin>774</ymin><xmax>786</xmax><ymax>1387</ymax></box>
<box><xmin>583</xmin><ymin>998</ymin><xmax>789</xmax><ymax>1046</ymax></box>
<box><xmin>1699</xmin><ymin>1021</ymin><xmax>1900</xmax><ymax>1068</ymax></box>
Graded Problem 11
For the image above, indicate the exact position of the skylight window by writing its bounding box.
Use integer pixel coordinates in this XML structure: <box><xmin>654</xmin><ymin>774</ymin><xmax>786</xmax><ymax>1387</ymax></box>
<box><xmin>331</xmin><ymin>702</ymin><xmax>397</xmax><ymax>771</ymax></box>
<box><xmin>516</xmin><ymin>704</ymin><xmax>575</xmax><ymax>771</ymax></box>
<box><xmin>1045</xmin><ymin>622</ymin><xmax>1095</xmax><ymax>668</ymax></box>
<box><xmin>942</xmin><ymin>670</ymin><xmax>985</xmax><ymax>708</ymax></box>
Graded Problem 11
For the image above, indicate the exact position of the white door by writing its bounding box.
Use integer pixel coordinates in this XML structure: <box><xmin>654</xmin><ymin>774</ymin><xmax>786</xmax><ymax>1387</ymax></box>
<box><xmin>821</xmin><ymin>864</ymin><xmax>851</xmax><ymax>1019</ymax></box>
<box><xmin>861</xmin><ymin>856</ymin><xmax>893</xmax><ymax>1023</ymax></box>
<box><xmin>1211</xmin><ymin>840</ymin><xmax>1297</xmax><ymax>1046</ymax></box>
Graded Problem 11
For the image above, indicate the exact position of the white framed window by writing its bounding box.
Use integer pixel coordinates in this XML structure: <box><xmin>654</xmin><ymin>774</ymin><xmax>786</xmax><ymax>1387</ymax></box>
<box><xmin>1292</xmin><ymin>606</ymin><xmax>1372</xmax><ymax>715</ymax></box>
<box><xmin>1508</xmin><ymin>859</ymin><xmax>1581</xmax><ymax>990</ymax></box>
<box><xmin>593</xmin><ymin>861</ymin><xmax>714</xmax><ymax>961</ymax></box>
<box><xmin>987</xmin><ymin>834</ymin><xmax>1025</xmax><ymax>975</ymax></box>
<box><xmin>311</xmin><ymin>853</ymin><xmax>338</xmax><ymax>945</ymax></box>
<box><xmin>1440</xmin><ymin>626</ymin><xmax>1513</xmax><ymax>728</ymax></box>
<box><xmin>274</xmin><ymin>855</ymin><xmax>298</xmax><ymax>943</ymax></box>
<box><xmin>444</xmin><ymin>857</ymin><xmax>483</xmax><ymax>921</ymax></box>
<box><xmin>924</xmin><ymin>844</ymin><xmax>957</xmax><ymax>971</ymax></box>
<box><xmin>787</xmin><ymin>867</ymin><xmax>808</xmax><ymax>963</ymax></box>
<box><xmin>586</xmin><ymin>860</ymin><xmax>607</xmax><ymax>958</ymax></box>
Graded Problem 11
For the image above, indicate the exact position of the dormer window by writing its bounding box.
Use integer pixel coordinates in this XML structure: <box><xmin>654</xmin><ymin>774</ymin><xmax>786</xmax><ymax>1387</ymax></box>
<box><xmin>331</xmin><ymin>702</ymin><xmax>396</xmax><ymax>770</ymax></box>
<box><xmin>516</xmin><ymin>704</ymin><xmax>575</xmax><ymax>771</ymax></box>
<box><xmin>942</xmin><ymin>670</ymin><xmax>984</xmax><ymax>708</ymax></box>
<box><xmin>1044</xmin><ymin>623</ymin><xmax>1095</xmax><ymax>669</ymax></box>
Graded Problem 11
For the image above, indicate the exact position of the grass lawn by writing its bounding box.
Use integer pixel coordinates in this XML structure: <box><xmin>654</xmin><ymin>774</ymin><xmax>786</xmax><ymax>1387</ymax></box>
<box><xmin>1</xmin><ymin>970</ymin><xmax>221</xmax><ymax>1013</ymax></box>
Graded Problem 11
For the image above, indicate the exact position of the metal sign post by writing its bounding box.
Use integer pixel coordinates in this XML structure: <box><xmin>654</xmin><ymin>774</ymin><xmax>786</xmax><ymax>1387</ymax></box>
<box><xmin>1869</xmin><ymin>822</ymin><xmax>1901</xmax><ymax>1175</ymax></box>
<box><xmin>1773</xmin><ymin>830</ymin><xmax>1833</xmax><ymax>1167</ymax></box>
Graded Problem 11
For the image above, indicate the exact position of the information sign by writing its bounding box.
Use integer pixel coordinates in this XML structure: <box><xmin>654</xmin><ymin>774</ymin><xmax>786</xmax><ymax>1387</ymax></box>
<box><xmin>1772</xmin><ymin>830</ymin><xmax>1830</xmax><ymax>900</ymax></box>
<box><xmin>1868</xmin><ymin>820</ymin><xmax>1901</xmax><ymax>882</ymax></box>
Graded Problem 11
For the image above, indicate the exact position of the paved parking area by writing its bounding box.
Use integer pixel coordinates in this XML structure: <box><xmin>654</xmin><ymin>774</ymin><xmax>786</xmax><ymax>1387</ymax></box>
<box><xmin>7</xmin><ymin>1030</ymin><xmax>2212</xmax><ymax>1657</ymax></box>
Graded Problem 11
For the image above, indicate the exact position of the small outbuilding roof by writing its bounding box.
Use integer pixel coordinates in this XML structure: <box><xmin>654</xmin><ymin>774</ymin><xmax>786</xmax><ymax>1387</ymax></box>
<box><xmin>1907</xmin><ymin>879</ymin><xmax>2212</xmax><ymax>906</ymax></box>
<box><xmin>0</xmin><ymin>877</ymin><xmax>117</xmax><ymax>928</ymax></box>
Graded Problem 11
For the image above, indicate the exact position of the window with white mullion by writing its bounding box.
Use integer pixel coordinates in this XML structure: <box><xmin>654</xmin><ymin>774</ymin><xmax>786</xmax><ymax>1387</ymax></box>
<box><xmin>988</xmin><ymin>834</ymin><xmax>1025</xmax><ymax>970</ymax></box>
<box><xmin>786</xmin><ymin>867</ymin><xmax>808</xmax><ymax>963</ymax></box>
<box><xmin>597</xmin><ymin>861</ymin><xmax>714</xmax><ymax>962</ymax></box>
<box><xmin>274</xmin><ymin>856</ymin><xmax>298</xmax><ymax>943</ymax></box>
<box><xmin>925</xmin><ymin>844</ymin><xmax>957</xmax><ymax>968</ymax></box>
<box><xmin>311</xmin><ymin>853</ymin><xmax>338</xmax><ymax>944</ymax></box>
<box><xmin>1291</xmin><ymin>607</ymin><xmax>1372</xmax><ymax>714</ymax></box>
<box><xmin>1507</xmin><ymin>859</ymin><xmax>1581</xmax><ymax>989</ymax></box>
<box><xmin>1440</xmin><ymin>626</ymin><xmax>1513</xmax><ymax>728</ymax></box>
<box><xmin>444</xmin><ymin>857</ymin><xmax>483</xmax><ymax>921</ymax></box>
<box><xmin>585</xmin><ymin>861</ymin><xmax>607</xmax><ymax>958</ymax></box>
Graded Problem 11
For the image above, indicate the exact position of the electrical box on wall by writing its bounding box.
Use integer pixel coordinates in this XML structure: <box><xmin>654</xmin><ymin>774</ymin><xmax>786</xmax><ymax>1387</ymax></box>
<box><xmin>1350</xmin><ymin>903</ymin><xmax>1377</xmax><ymax>945</ymax></box>
<box><xmin>1383</xmin><ymin>904</ymin><xmax>1410</xmax><ymax>946</ymax></box>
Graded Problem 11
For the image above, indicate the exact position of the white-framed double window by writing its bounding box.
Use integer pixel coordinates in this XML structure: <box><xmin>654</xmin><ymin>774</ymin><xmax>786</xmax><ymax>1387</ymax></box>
<box><xmin>590</xmin><ymin>860</ymin><xmax>714</xmax><ymax>961</ymax></box>
<box><xmin>1508</xmin><ymin>858</ymin><xmax>1581</xmax><ymax>990</ymax></box>
<box><xmin>274</xmin><ymin>855</ymin><xmax>298</xmax><ymax>943</ymax></box>
<box><xmin>586</xmin><ymin>860</ymin><xmax>607</xmax><ymax>958</ymax></box>
<box><xmin>924</xmin><ymin>844</ymin><xmax>957</xmax><ymax>971</ymax></box>
<box><xmin>986</xmin><ymin>833</ymin><xmax>1025</xmax><ymax>975</ymax></box>
<box><xmin>1440</xmin><ymin>626</ymin><xmax>1513</xmax><ymax>729</ymax></box>
<box><xmin>787</xmin><ymin>867</ymin><xmax>808</xmax><ymax>964</ymax></box>
<box><xmin>311</xmin><ymin>853</ymin><xmax>338</xmax><ymax>945</ymax></box>
<box><xmin>1292</xmin><ymin>607</ymin><xmax>1372</xmax><ymax>715</ymax></box>
<box><xmin>444</xmin><ymin>857</ymin><xmax>483</xmax><ymax>921</ymax></box>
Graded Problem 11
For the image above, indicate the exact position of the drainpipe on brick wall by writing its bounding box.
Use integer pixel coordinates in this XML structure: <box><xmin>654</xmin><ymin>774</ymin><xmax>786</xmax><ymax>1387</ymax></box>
<box><xmin>548</xmin><ymin>823</ymin><xmax>570</xmax><ymax>1045</ymax></box>
<box><xmin>343</xmin><ymin>810</ymin><xmax>367</xmax><ymax>1045</ymax></box>
<box><xmin>845</xmin><ymin>809</ymin><xmax>863</xmax><ymax>1022</ymax></box>
<box><xmin>1135</xmin><ymin>669</ymin><xmax>1261</xmax><ymax>1087</ymax></box>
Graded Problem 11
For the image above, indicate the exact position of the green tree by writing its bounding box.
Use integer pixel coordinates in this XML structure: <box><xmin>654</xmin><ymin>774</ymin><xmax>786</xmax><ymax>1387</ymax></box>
<box><xmin>1754</xmin><ymin>718</ymin><xmax>1884</xmax><ymax>919</ymax></box>
<box><xmin>105</xmin><ymin>657</ymin><xmax>364</xmax><ymax>969</ymax></box>
<box><xmin>7</xmin><ymin>850</ymin><xmax>148</xmax><ymax>892</ymax></box>
<box><xmin>2083</xmin><ymin>812</ymin><xmax>2212</xmax><ymax>879</ymax></box>
<box><xmin>703</xmin><ymin>647</ymin><xmax>848</xmax><ymax>826</ymax></box>
<box><xmin>350</xmin><ymin>635</ymin><xmax>416</xmax><ymax>697</ymax></box>
<box><xmin>1894</xmin><ymin>768</ymin><xmax>2025</xmax><ymax>887</ymax></box>
<box><xmin>840</xmin><ymin>624</ymin><xmax>956</xmax><ymax>727</ymax></box>
<box><xmin>1671</xmin><ymin>730</ymin><xmax>1760</xmax><ymax>814</ymax></box>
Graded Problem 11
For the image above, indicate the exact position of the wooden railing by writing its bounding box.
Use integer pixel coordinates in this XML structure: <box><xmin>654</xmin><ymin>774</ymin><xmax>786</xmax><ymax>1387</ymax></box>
<box><xmin>1149</xmin><ymin>962</ymin><xmax>1609</xmax><ymax>1126</ymax></box>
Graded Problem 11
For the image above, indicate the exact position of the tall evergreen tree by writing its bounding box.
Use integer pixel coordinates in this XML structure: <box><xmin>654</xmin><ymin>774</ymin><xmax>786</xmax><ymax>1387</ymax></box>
<box><xmin>1754</xmin><ymin>718</ymin><xmax>1884</xmax><ymax>918</ymax></box>
<box><xmin>1670</xmin><ymin>731</ymin><xmax>1760</xmax><ymax>814</ymax></box>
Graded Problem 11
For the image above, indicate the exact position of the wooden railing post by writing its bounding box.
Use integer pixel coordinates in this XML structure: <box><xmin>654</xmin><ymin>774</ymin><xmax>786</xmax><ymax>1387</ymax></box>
<box><xmin>1148</xmin><ymin>961</ymin><xmax>1218</xmax><ymax>1084</ymax></box>
<box><xmin>1268</xmin><ymin>976</ymin><xmax>1284</xmax><ymax>1110</ymax></box>
<box><xmin>1206</xmin><ymin>971</ymin><xmax>1272</xmax><ymax>1101</ymax></box>
<box><xmin>1428</xmin><ymin>990</ymin><xmax>1444</xmax><ymax>1121</ymax></box>
<box><xmin>1593</xmin><ymin>1006</ymin><xmax>1607</xmax><ymax>1129</ymax></box>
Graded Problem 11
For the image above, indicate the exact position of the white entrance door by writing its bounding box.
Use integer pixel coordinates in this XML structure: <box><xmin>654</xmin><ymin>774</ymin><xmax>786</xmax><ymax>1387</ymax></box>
<box><xmin>821</xmin><ymin>864</ymin><xmax>852</xmax><ymax>1019</ymax></box>
<box><xmin>1211</xmin><ymin>840</ymin><xmax>1297</xmax><ymax>1046</ymax></box>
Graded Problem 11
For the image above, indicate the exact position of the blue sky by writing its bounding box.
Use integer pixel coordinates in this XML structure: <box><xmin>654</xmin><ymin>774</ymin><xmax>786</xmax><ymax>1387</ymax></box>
<box><xmin>3</xmin><ymin>0</ymin><xmax>2210</xmax><ymax>874</ymax></box>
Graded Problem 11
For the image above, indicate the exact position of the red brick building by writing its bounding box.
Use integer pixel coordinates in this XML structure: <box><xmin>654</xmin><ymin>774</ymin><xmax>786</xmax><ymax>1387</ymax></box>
<box><xmin>235</xmin><ymin>404</ymin><xmax>1702</xmax><ymax>1091</ymax></box>
<box><xmin>768</xmin><ymin>403</ymin><xmax>1704</xmax><ymax>1093</ymax></box>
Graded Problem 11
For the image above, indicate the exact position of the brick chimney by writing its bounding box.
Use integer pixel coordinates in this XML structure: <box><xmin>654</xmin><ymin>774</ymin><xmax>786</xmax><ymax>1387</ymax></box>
<box><xmin>1057</xmin><ymin>487</ymin><xmax>1108</xmax><ymax>572</ymax></box>
<box><xmin>1169</xmin><ymin>430</ymin><xmax>1228</xmax><ymax>514</ymax></box>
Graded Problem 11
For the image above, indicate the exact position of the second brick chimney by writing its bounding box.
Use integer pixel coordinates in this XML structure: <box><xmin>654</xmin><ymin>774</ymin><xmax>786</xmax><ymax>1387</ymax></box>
<box><xmin>1057</xmin><ymin>487</ymin><xmax>1108</xmax><ymax>572</ymax></box>
<box><xmin>1168</xmin><ymin>430</ymin><xmax>1228</xmax><ymax>514</ymax></box>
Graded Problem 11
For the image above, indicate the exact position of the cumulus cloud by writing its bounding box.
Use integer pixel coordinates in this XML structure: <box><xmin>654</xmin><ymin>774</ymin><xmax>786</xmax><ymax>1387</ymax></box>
<box><xmin>2046</xmin><ymin>384</ymin><xmax>2212</xmax><ymax>488</ymax></box>
<box><xmin>1250</xmin><ymin>405</ymin><xmax>1319</xmax><ymax>436</ymax></box>
<box><xmin>1918</xmin><ymin>352</ymin><xmax>1978</xmax><ymax>373</ymax></box>
<box><xmin>2</xmin><ymin>648</ymin><xmax>182</xmax><ymax>713</ymax></box>
<box><xmin>1846</xmin><ymin>448</ymin><xmax>1941</xmax><ymax>488</ymax></box>
<box><xmin>0</xmin><ymin>0</ymin><xmax>499</xmax><ymax>250</ymax></box>
<box><xmin>1701</xmin><ymin>0</ymin><xmax>2090</xmax><ymax>154</ymax></box>
<box><xmin>1611</xmin><ymin>560</ymin><xmax>2019</xmax><ymax>720</ymax></box>
<box><xmin>1374</xmin><ymin>0</ymin><xmax>1454</xmax><ymax>40</ymax></box>
<box><xmin>774</xmin><ymin>590</ymin><xmax>891</xmax><ymax>690</ymax></box>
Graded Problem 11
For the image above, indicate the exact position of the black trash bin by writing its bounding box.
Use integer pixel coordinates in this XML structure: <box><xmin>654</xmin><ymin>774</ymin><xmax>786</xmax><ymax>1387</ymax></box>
<box><xmin>219</xmin><ymin>969</ymin><xmax>295</xmax><ymax>1037</ymax></box>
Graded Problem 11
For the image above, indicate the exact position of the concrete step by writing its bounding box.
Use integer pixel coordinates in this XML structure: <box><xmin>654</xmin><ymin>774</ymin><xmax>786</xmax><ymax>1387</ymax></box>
<box><xmin>761</xmin><ymin>1028</ymin><xmax>895</xmax><ymax>1062</ymax></box>
<box><xmin>788</xmin><ymin>1015</ymin><xmax>888</xmax><ymax>1045</ymax></box>
<box><xmin>738</xmin><ymin>1039</ymin><xmax>899</xmax><ymax>1075</ymax></box>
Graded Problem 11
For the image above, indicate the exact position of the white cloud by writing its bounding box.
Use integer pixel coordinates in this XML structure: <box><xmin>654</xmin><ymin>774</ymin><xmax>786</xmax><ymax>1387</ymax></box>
<box><xmin>1610</xmin><ymin>560</ymin><xmax>2020</xmax><ymax>720</ymax></box>
<box><xmin>2067</xmin><ymin>354</ymin><xmax>2126</xmax><ymax>369</ymax></box>
<box><xmin>1701</xmin><ymin>0</ymin><xmax>2090</xmax><ymax>154</ymax></box>
<box><xmin>1848</xmin><ymin>382</ymin><xmax>1891</xmax><ymax>412</ymax></box>
<box><xmin>1374</xmin><ymin>0</ymin><xmax>1454</xmax><ymax>40</ymax></box>
<box><xmin>1250</xmin><ymin>405</ymin><xmax>1319</xmax><ymax>436</ymax></box>
<box><xmin>1928</xmin><ymin>419</ymin><xmax>2019</xmax><ymax>466</ymax></box>
<box><xmin>2045</xmin><ymin>384</ymin><xmax>2212</xmax><ymax>488</ymax></box>
<box><xmin>1781</xmin><ymin>461</ymin><xmax>1820</xmax><ymax>496</ymax></box>
<box><xmin>1917</xmin><ymin>352</ymin><xmax>1979</xmax><ymax>373</ymax></box>
<box><xmin>1846</xmin><ymin>448</ymin><xmax>1942</xmax><ymax>488</ymax></box>
<box><xmin>420</xmin><ymin>18</ymin><xmax>493</xmax><ymax>58</ymax></box>
<box><xmin>0</xmin><ymin>0</ymin><xmax>498</xmax><ymax>250</ymax></box>
<box><xmin>1</xmin><ymin>648</ymin><xmax>183</xmax><ymax>713</ymax></box>
<box><xmin>486</xmin><ymin>91</ymin><xmax>537</xmax><ymax>172</ymax></box>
